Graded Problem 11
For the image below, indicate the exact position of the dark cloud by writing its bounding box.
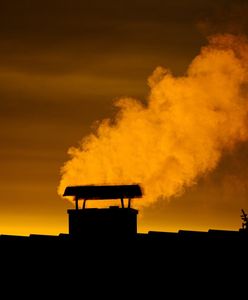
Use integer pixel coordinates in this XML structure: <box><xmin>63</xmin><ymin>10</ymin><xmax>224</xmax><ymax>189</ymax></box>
<box><xmin>0</xmin><ymin>0</ymin><xmax>246</xmax><ymax>76</ymax></box>
<box><xmin>198</xmin><ymin>0</ymin><xmax>248</xmax><ymax>35</ymax></box>
<box><xmin>0</xmin><ymin>0</ymin><xmax>214</xmax><ymax>74</ymax></box>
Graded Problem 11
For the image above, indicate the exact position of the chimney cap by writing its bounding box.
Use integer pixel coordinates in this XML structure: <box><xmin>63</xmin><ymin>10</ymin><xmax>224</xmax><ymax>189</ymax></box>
<box><xmin>63</xmin><ymin>184</ymin><xmax>142</xmax><ymax>200</ymax></box>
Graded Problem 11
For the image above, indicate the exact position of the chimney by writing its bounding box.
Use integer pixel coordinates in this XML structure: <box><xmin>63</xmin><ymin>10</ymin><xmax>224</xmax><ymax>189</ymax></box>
<box><xmin>63</xmin><ymin>184</ymin><xmax>142</xmax><ymax>239</ymax></box>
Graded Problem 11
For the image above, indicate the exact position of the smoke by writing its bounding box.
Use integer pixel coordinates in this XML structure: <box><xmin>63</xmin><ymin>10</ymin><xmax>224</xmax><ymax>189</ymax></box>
<box><xmin>58</xmin><ymin>34</ymin><xmax>248</xmax><ymax>208</ymax></box>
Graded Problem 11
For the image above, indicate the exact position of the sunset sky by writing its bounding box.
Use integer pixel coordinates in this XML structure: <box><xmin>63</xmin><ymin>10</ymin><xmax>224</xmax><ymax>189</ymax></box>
<box><xmin>1</xmin><ymin>0</ymin><xmax>248</xmax><ymax>236</ymax></box>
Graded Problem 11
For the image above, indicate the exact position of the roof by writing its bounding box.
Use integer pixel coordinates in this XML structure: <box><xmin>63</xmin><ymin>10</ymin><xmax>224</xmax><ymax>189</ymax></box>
<box><xmin>63</xmin><ymin>184</ymin><xmax>142</xmax><ymax>200</ymax></box>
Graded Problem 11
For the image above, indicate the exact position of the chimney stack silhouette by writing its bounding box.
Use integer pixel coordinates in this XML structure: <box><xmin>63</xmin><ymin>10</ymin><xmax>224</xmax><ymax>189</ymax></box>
<box><xmin>63</xmin><ymin>184</ymin><xmax>142</xmax><ymax>238</ymax></box>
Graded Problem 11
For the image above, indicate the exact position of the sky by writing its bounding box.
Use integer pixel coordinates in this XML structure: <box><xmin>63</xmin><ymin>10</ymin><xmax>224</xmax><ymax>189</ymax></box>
<box><xmin>1</xmin><ymin>0</ymin><xmax>248</xmax><ymax>235</ymax></box>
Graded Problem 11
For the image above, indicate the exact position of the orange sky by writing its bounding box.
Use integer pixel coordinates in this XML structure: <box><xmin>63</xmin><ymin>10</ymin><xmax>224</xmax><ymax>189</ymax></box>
<box><xmin>0</xmin><ymin>0</ymin><xmax>248</xmax><ymax>235</ymax></box>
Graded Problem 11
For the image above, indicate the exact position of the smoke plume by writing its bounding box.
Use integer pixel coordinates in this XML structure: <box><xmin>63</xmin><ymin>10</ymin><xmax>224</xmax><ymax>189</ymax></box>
<box><xmin>58</xmin><ymin>34</ymin><xmax>248</xmax><ymax>208</ymax></box>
